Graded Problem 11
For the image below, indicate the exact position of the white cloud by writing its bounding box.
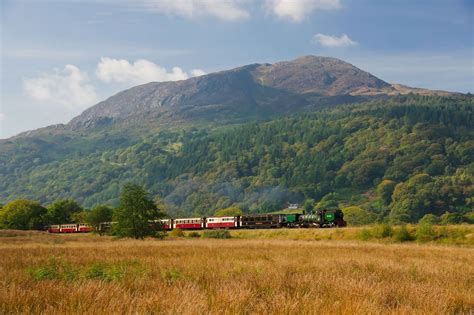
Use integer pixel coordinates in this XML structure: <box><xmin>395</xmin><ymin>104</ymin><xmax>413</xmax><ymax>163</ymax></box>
<box><xmin>313</xmin><ymin>33</ymin><xmax>357</xmax><ymax>47</ymax></box>
<box><xmin>191</xmin><ymin>69</ymin><xmax>207</xmax><ymax>77</ymax></box>
<box><xmin>266</xmin><ymin>0</ymin><xmax>341</xmax><ymax>22</ymax></box>
<box><xmin>137</xmin><ymin>0</ymin><xmax>250</xmax><ymax>21</ymax></box>
<box><xmin>23</xmin><ymin>65</ymin><xmax>98</xmax><ymax>109</ymax></box>
<box><xmin>0</xmin><ymin>113</ymin><xmax>4</xmax><ymax>121</ymax></box>
<box><xmin>96</xmin><ymin>57</ymin><xmax>205</xmax><ymax>85</ymax></box>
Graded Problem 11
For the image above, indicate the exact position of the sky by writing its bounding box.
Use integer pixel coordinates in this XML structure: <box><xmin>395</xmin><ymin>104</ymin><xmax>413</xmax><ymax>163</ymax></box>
<box><xmin>1</xmin><ymin>0</ymin><xmax>473</xmax><ymax>139</ymax></box>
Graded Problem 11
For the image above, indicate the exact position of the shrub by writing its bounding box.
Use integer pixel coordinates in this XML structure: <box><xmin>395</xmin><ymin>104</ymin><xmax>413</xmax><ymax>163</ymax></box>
<box><xmin>416</xmin><ymin>222</ymin><xmax>436</xmax><ymax>242</ymax></box>
<box><xmin>419</xmin><ymin>214</ymin><xmax>439</xmax><ymax>225</ymax></box>
<box><xmin>168</xmin><ymin>229</ymin><xmax>185</xmax><ymax>238</ymax></box>
<box><xmin>187</xmin><ymin>231</ymin><xmax>201</xmax><ymax>238</ymax></box>
<box><xmin>28</xmin><ymin>256</ymin><xmax>78</xmax><ymax>281</ymax></box>
<box><xmin>440</xmin><ymin>212</ymin><xmax>465</xmax><ymax>225</ymax></box>
<box><xmin>203</xmin><ymin>230</ymin><xmax>232</xmax><ymax>239</ymax></box>
<box><xmin>464</xmin><ymin>211</ymin><xmax>474</xmax><ymax>224</ymax></box>
<box><xmin>358</xmin><ymin>228</ymin><xmax>372</xmax><ymax>241</ymax></box>
<box><xmin>162</xmin><ymin>269</ymin><xmax>182</xmax><ymax>283</ymax></box>
<box><xmin>394</xmin><ymin>225</ymin><xmax>414</xmax><ymax>242</ymax></box>
<box><xmin>371</xmin><ymin>224</ymin><xmax>393</xmax><ymax>238</ymax></box>
<box><xmin>85</xmin><ymin>263</ymin><xmax>113</xmax><ymax>281</ymax></box>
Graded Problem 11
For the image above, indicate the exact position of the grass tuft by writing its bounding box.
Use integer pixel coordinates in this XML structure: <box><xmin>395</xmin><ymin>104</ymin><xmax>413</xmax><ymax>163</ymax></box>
<box><xmin>28</xmin><ymin>256</ymin><xmax>143</xmax><ymax>282</ymax></box>
<box><xmin>202</xmin><ymin>229</ymin><xmax>232</xmax><ymax>239</ymax></box>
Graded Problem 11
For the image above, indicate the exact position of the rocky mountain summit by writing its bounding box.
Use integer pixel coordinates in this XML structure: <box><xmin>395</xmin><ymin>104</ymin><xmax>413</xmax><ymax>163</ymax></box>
<box><xmin>70</xmin><ymin>55</ymin><xmax>437</xmax><ymax>129</ymax></box>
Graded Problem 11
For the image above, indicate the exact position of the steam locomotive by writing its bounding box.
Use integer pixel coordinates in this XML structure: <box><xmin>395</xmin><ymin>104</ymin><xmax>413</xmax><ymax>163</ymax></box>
<box><xmin>48</xmin><ymin>209</ymin><xmax>346</xmax><ymax>234</ymax></box>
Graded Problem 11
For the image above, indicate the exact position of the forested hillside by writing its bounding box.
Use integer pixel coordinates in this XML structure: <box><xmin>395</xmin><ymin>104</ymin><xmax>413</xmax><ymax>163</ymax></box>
<box><xmin>1</xmin><ymin>95</ymin><xmax>473</xmax><ymax>223</ymax></box>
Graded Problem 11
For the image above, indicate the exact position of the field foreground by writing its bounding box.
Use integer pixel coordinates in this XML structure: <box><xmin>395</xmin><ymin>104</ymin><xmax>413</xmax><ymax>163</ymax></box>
<box><xmin>1</xmin><ymin>232</ymin><xmax>473</xmax><ymax>314</ymax></box>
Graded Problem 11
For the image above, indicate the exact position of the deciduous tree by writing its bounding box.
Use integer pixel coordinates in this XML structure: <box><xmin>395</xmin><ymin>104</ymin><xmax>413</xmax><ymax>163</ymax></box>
<box><xmin>0</xmin><ymin>200</ymin><xmax>47</xmax><ymax>230</ymax></box>
<box><xmin>113</xmin><ymin>184</ymin><xmax>164</xmax><ymax>239</ymax></box>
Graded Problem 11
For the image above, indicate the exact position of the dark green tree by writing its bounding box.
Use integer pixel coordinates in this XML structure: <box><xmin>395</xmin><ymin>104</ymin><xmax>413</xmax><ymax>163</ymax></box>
<box><xmin>46</xmin><ymin>199</ymin><xmax>83</xmax><ymax>224</ymax></box>
<box><xmin>113</xmin><ymin>184</ymin><xmax>164</xmax><ymax>239</ymax></box>
<box><xmin>86</xmin><ymin>205</ymin><xmax>113</xmax><ymax>231</ymax></box>
<box><xmin>376</xmin><ymin>179</ymin><xmax>396</xmax><ymax>205</ymax></box>
<box><xmin>0</xmin><ymin>200</ymin><xmax>47</xmax><ymax>230</ymax></box>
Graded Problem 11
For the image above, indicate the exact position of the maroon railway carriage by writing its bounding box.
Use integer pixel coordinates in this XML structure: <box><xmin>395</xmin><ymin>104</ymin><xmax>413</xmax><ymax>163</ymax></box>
<box><xmin>205</xmin><ymin>216</ymin><xmax>239</xmax><ymax>229</ymax></box>
<box><xmin>48</xmin><ymin>225</ymin><xmax>61</xmax><ymax>233</ymax></box>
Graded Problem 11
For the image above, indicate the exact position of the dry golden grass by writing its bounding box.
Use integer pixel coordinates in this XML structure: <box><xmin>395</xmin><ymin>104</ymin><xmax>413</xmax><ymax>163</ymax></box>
<box><xmin>1</xmin><ymin>230</ymin><xmax>473</xmax><ymax>314</ymax></box>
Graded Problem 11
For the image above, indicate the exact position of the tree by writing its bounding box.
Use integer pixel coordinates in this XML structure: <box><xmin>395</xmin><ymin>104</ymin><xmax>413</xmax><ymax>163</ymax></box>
<box><xmin>315</xmin><ymin>193</ymin><xmax>339</xmax><ymax>210</ymax></box>
<box><xmin>214</xmin><ymin>207</ymin><xmax>243</xmax><ymax>217</ymax></box>
<box><xmin>113</xmin><ymin>184</ymin><xmax>164</xmax><ymax>239</ymax></box>
<box><xmin>302</xmin><ymin>199</ymin><xmax>315</xmax><ymax>213</ymax></box>
<box><xmin>376</xmin><ymin>179</ymin><xmax>396</xmax><ymax>205</ymax></box>
<box><xmin>46</xmin><ymin>199</ymin><xmax>83</xmax><ymax>224</ymax></box>
<box><xmin>0</xmin><ymin>200</ymin><xmax>47</xmax><ymax>230</ymax></box>
<box><xmin>71</xmin><ymin>211</ymin><xmax>88</xmax><ymax>223</ymax></box>
<box><xmin>86</xmin><ymin>205</ymin><xmax>113</xmax><ymax>231</ymax></box>
<box><xmin>341</xmin><ymin>206</ymin><xmax>376</xmax><ymax>226</ymax></box>
<box><xmin>389</xmin><ymin>174</ymin><xmax>434</xmax><ymax>223</ymax></box>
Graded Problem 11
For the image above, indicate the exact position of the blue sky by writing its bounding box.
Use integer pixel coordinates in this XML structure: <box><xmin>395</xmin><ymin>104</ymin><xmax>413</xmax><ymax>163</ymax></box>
<box><xmin>1</xmin><ymin>0</ymin><xmax>473</xmax><ymax>138</ymax></box>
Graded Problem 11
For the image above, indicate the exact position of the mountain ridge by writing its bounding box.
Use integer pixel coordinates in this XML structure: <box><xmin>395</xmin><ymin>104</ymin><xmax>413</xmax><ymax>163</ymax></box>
<box><xmin>66</xmin><ymin>55</ymin><xmax>456</xmax><ymax>131</ymax></box>
<box><xmin>4</xmin><ymin>55</ymin><xmax>459</xmax><ymax>141</ymax></box>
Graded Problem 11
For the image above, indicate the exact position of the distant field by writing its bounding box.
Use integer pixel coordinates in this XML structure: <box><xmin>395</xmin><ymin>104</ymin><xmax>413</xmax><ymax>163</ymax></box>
<box><xmin>1</xmin><ymin>228</ymin><xmax>473</xmax><ymax>314</ymax></box>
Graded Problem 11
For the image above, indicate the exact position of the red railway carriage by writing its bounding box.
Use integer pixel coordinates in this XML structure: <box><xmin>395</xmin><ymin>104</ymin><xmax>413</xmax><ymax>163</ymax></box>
<box><xmin>48</xmin><ymin>225</ymin><xmax>61</xmax><ymax>233</ymax></box>
<box><xmin>173</xmin><ymin>218</ymin><xmax>204</xmax><ymax>229</ymax></box>
<box><xmin>78</xmin><ymin>223</ymin><xmax>93</xmax><ymax>232</ymax></box>
<box><xmin>205</xmin><ymin>217</ymin><xmax>238</xmax><ymax>229</ymax></box>
<box><xmin>47</xmin><ymin>223</ymin><xmax>93</xmax><ymax>233</ymax></box>
<box><xmin>59</xmin><ymin>224</ymin><xmax>78</xmax><ymax>233</ymax></box>
<box><xmin>158</xmin><ymin>219</ymin><xmax>173</xmax><ymax>230</ymax></box>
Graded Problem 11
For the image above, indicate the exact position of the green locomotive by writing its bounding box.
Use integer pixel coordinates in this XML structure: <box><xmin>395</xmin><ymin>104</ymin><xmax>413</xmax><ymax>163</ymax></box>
<box><xmin>297</xmin><ymin>209</ymin><xmax>346</xmax><ymax>228</ymax></box>
<box><xmin>278</xmin><ymin>209</ymin><xmax>346</xmax><ymax>228</ymax></box>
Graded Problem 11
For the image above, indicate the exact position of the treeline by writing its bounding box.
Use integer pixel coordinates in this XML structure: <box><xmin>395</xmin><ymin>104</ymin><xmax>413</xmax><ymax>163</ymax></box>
<box><xmin>0</xmin><ymin>183</ymin><xmax>246</xmax><ymax>238</ymax></box>
<box><xmin>0</xmin><ymin>184</ymin><xmax>166</xmax><ymax>238</ymax></box>
<box><xmin>0</xmin><ymin>199</ymin><xmax>113</xmax><ymax>231</ymax></box>
<box><xmin>0</xmin><ymin>95</ymin><xmax>473</xmax><ymax>223</ymax></box>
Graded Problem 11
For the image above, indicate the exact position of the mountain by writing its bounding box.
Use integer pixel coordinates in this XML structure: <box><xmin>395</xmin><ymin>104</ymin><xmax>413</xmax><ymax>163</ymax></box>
<box><xmin>1</xmin><ymin>56</ymin><xmax>471</xmax><ymax>224</ymax></box>
<box><xmin>68</xmin><ymin>55</ymin><xmax>437</xmax><ymax>130</ymax></box>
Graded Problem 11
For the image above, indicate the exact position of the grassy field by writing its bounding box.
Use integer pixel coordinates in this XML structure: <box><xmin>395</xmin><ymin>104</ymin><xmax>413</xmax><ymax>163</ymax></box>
<box><xmin>0</xmin><ymin>228</ymin><xmax>473</xmax><ymax>314</ymax></box>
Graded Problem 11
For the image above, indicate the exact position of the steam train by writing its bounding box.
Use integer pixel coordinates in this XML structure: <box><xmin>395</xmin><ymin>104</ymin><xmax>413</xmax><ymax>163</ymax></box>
<box><xmin>47</xmin><ymin>209</ymin><xmax>346</xmax><ymax>234</ymax></box>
